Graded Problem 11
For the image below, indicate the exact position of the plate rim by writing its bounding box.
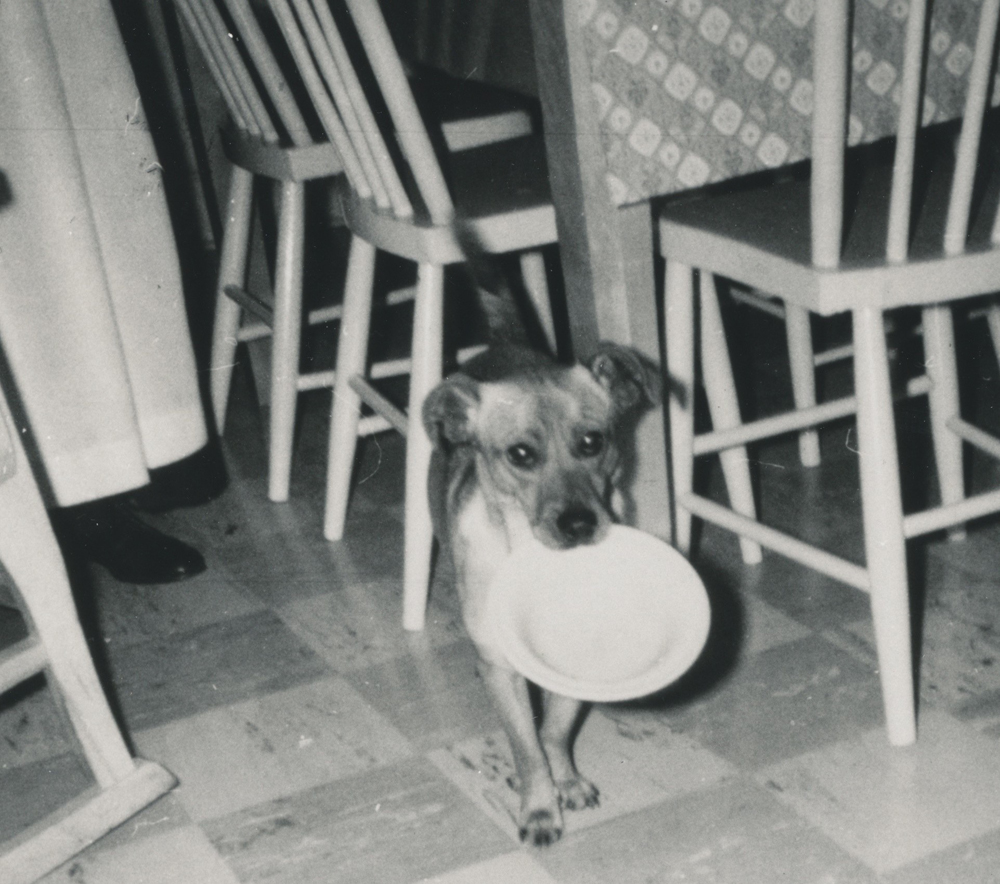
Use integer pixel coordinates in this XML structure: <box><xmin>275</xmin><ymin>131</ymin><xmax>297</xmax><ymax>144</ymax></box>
<box><xmin>488</xmin><ymin>526</ymin><xmax>711</xmax><ymax>702</ymax></box>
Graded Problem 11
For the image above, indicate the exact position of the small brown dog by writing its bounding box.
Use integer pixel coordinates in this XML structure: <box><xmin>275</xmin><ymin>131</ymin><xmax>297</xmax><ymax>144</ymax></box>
<box><xmin>423</xmin><ymin>233</ymin><xmax>659</xmax><ymax>845</ymax></box>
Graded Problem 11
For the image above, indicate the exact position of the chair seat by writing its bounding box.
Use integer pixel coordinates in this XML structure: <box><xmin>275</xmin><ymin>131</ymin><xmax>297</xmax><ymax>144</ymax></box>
<box><xmin>407</xmin><ymin>63</ymin><xmax>537</xmax><ymax>152</ymax></box>
<box><xmin>660</xmin><ymin>148</ymin><xmax>1000</xmax><ymax>315</ymax></box>
<box><xmin>339</xmin><ymin>134</ymin><xmax>556</xmax><ymax>263</ymax></box>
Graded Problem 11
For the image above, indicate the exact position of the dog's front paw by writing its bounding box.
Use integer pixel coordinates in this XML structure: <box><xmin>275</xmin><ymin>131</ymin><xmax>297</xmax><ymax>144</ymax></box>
<box><xmin>557</xmin><ymin>775</ymin><xmax>600</xmax><ymax>811</ymax></box>
<box><xmin>518</xmin><ymin>806</ymin><xmax>564</xmax><ymax>847</ymax></box>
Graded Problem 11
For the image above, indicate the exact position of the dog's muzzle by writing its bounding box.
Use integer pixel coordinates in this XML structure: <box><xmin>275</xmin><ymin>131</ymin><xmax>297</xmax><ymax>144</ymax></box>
<box><xmin>555</xmin><ymin>506</ymin><xmax>599</xmax><ymax>545</ymax></box>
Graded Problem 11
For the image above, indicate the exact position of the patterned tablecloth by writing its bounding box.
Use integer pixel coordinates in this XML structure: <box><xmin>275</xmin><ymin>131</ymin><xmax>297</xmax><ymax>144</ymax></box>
<box><xmin>581</xmin><ymin>0</ymin><xmax>995</xmax><ymax>206</ymax></box>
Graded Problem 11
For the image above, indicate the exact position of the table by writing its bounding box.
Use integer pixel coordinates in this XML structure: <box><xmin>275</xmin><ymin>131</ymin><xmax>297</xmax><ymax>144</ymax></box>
<box><xmin>526</xmin><ymin>0</ymin><xmax>989</xmax><ymax>538</ymax></box>
<box><xmin>578</xmin><ymin>0</ymin><xmax>983</xmax><ymax>205</ymax></box>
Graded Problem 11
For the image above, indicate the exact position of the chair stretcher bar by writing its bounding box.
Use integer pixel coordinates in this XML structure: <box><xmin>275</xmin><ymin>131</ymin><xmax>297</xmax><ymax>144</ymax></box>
<box><xmin>680</xmin><ymin>492</ymin><xmax>871</xmax><ymax>591</ymax></box>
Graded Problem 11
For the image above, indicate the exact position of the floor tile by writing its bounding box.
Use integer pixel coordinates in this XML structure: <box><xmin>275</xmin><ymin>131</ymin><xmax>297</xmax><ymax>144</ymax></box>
<box><xmin>756</xmin><ymin>442</ymin><xmax>865</xmax><ymax>559</ymax></box>
<box><xmin>344</xmin><ymin>638</ymin><xmax>503</xmax><ymax>751</ymax></box>
<box><xmin>821</xmin><ymin>623</ymin><xmax>880</xmax><ymax>670</ymax></box>
<box><xmin>926</xmin><ymin>518</ymin><xmax>1000</xmax><ymax>582</ymax></box>
<box><xmin>535</xmin><ymin>778</ymin><xmax>877</xmax><ymax>884</ymax></box>
<box><xmin>277</xmin><ymin>581</ymin><xmax>465</xmax><ymax>674</ymax></box>
<box><xmin>213</xmin><ymin>542</ymin><xmax>354</xmax><ymax>609</ymax></box>
<box><xmin>429</xmin><ymin>708</ymin><xmax>735</xmax><ymax>843</ymax></box>
<box><xmin>843</xmin><ymin>570</ymin><xmax>1000</xmax><ymax>717</ymax></box>
<box><xmin>203</xmin><ymin>757</ymin><xmax>513</xmax><ymax>884</ymax></box>
<box><xmin>0</xmin><ymin>752</ymin><xmax>93</xmax><ymax>842</ymax></box>
<box><xmin>134</xmin><ymin>676</ymin><xmax>413</xmax><ymax>820</ymax></box>
<box><xmin>419</xmin><ymin>851</ymin><xmax>558</xmax><ymax>884</ymax></box>
<box><xmin>737</xmin><ymin>552</ymin><xmax>874</xmax><ymax>632</ymax></box>
<box><xmin>758</xmin><ymin>709</ymin><xmax>1000</xmax><ymax>874</ymax></box>
<box><xmin>741</xmin><ymin>593</ymin><xmax>813</xmax><ymax>656</ymax></box>
<box><xmin>105</xmin><ymin>609</ymin><xmax>330</xmax><ymax>731</ymax></box>
<box><xmin>0</xmin><ymin>678</ymin><xmax>75</xmax><ymax>772</ymax></box>
<box><xmin>649</xmin><ymin>635</ymin><xmax>885</xmax><ymax>769</ymax></box>
<box><xmin>187</xmin><ymin>483</ymin><xmax>356</xmax><ymax>607</ymax></box>
<box><xmin>38</xmin><ymin>824</ymin><xmax>240</xmax><ymax>884</ymax></box>
<box><xmin>888</xmin><ymin>826</ymin><xmax>1000</xmax><ymax>884</ymax></box>
<box><xmin>952</xmin><ymin>688</ymin><xmax>1000</xmax><ymax>738</ymax></box>
<box><xmin>917</xmin><ymin>554</ymin><xmax>1000</xmax><ymax>713</ymax></box>
<box><xmin>335</xmin><ymin>504</ymin><xmax>406</xmax><ymax>584</ymax></box>
<box><xmin>93</xmin><ymin>575</ymin><xmax>265</xmax><ymax>650</ymax></box>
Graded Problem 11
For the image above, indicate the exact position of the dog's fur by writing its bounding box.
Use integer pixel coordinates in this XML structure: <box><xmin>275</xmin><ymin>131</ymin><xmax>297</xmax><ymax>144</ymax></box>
<box><xmin>422</xmin><ymin>233</ymin><xmax>659</xmax><ymax>845</ymax></box>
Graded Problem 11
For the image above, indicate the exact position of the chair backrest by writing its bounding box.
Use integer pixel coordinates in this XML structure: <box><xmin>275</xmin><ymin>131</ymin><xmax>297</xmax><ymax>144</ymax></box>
<box><xmin>178</xmin><ymin>0</ymin><xmax>462</xmax><ymax>221</ymax></box>
<box><xmin>811</xmin><ymin>0</ymin><xmax>1000</xmax><ymax>268</ymax></box>
<box><xmin>260</xmin><ymin>0</ymin><xmax>457</xmax><ymax>224</ymax></box>
<box><xmin>175</xmin><ymin>0</ymin><xmax>312</xmax><ymax>147</ymax></box>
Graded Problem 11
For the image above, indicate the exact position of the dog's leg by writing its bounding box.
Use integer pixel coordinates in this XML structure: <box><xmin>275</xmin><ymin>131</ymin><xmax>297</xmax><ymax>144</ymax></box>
<box><xmin>478</xmin><ymin>661</ymin><xmax>564</xmax><ymax>846</ymax></box>
<box><xmin>540</xmin><ymin>692</ymin><xmax>599</xmax><ymax>811</ymax></box>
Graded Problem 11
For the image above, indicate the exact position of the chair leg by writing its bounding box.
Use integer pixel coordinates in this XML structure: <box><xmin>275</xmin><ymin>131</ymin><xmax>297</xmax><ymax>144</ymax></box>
<box><xmin>665</xmin><ymin>261</ymin><xmax>696</xmax><ymax>555</ymax></box>
<box><xmin>0</xmin><ymin>396</ymin><xmax>176</xmax><ymax>883</ymax></box>
<box><xmin>987</xmin><ymin>301</ymin><xmax>1000</xmax><ymax>370</ymax></box>
<box><xmin>403</xmin><ymin>262</ymin><xmax>445</xmax><ymax>631</ymax></box>
<box><xmin>701</xmin><ymin>276</ymin><xmax>763</xmax><ymax>565</ymax></box>
<box><xmin>324</xmin><ymin>236</ymin><xmax>378</xmax><ymax>541</ymax></box>
<box><xmin>853</xmin><ymin>306</ymin><xmax>917</xmax><ymax>746</ymax></box>
<box><xmin>0</xmin><ymin>385</ymin><xmax>134</xmax><ymax>786</ymax></box>
<box><xmin>785</xmin><ymin>304</ymin><xmax>822</xmax><ymax>468</ymax></box>
<box><xmin>209</xmin><ymin>166</ymin><xmax>255</xmax><ymax>434</ymax></box>
<box><xmin>519</xmin><ymin>250</ymin><xmax>557</xmax><ymax>355</ymax></box>
<box><xmin>268</xmin><ymin>180</ymin><xmax>306</xmax><ymax>503</ymax></box>
<box><xmin>922</xmin><ymin>304</ymin><xmax>965</xmax><ymax>540</ymax></box>
<box><xmin>0</xmin><ymin>469</ymin><xmax>135</xmax><ymax>788</ymax></box>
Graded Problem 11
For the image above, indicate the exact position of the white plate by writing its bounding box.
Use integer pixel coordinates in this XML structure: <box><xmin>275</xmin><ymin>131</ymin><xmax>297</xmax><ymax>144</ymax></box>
<box><xmin>487</xmin><ymin>525</ymin><xmax>711</xmax><ymax>702</ymax></box>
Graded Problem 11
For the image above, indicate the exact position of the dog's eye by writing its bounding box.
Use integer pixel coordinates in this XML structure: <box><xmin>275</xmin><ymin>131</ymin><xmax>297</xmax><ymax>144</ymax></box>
<box><xmin>506</xmin><ymin>443</ymin><xmax>538</xmax><ymax>469</ymax></box>
<box><xmin>577</xmin><ymin>431</ymin><xmax>605</xmax><ymax>458</ymax></box>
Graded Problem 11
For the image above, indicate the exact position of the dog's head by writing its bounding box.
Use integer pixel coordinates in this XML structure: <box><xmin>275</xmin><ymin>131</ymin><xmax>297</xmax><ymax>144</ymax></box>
<box><xmin>423</xmin><ymin>343</ymin><xmax>659</xmax><ymax>550</ymax></box>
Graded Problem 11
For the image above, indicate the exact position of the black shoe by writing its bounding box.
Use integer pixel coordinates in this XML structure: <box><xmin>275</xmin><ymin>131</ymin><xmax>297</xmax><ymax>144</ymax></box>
<box><xmin>127</xmin><ymin>444</ymin><xmax>228</xmax><ymax>514</ymax></box>
<box><xmin>53</xmin><ymin>499</ymin><xmax>206</xmax><ymax>585</ymax></box>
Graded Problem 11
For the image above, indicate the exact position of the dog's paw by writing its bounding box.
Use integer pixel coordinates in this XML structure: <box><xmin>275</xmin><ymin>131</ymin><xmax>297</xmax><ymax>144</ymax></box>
<box><xmin>557</xmin><ymin>775</ymin><xmax>600</xmax><ymax>811</ymax></box>
<box><xmin>518</xmin><ymin>807</ymin><xmax>564</xmax><ymax>847</ymax></box>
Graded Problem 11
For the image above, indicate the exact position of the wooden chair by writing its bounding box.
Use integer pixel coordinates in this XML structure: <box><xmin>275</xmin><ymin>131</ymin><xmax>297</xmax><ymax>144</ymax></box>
<box><xmin>730</xmin><ymin>280</ymin><xmax>1000</xmax><ymax>475</ymax></box>
<box><xmin>0</xmin><ymin>393</ymin><xmax>175</xmax><ymax>884</ymax></box>
<box><xmin>659</xmin><ymin>0</ymin><xmax>1000</xmax><ymax>747</ymax></box>
<box><xmin>253</xmin><ymin>0</ymin><xmax>557</xmax><ymax>630</ymax></box>
<box><xmin>177</xmin><ymin>0</ymin><xmax>537</xmax><ymax>502</ymax></box>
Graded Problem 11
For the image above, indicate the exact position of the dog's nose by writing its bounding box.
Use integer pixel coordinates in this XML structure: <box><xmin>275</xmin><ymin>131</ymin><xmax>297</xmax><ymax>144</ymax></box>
<box><xmin>556</xmin><ymin>507</ymin><xmax>598</xmax><ymax>544</ymax></box>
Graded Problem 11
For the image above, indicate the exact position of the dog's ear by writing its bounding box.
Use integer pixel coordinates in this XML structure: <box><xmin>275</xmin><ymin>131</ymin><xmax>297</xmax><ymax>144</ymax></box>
<box><xmin>422</xmin><ymin>374</ymin><xmax>481</xmax><ymax>448</ymax></box>
<box><xmin>587</xmin><ymin>343</ymin><xmax>661</xmax><ymax>418</ymax></box>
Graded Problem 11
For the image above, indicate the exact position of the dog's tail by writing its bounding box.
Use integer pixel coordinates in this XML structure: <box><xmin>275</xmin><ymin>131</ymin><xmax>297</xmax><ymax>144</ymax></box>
<box><xmin>453</xmin><ymin>220</ymin><xmax>554</xmax><ymax>355</ymax></box>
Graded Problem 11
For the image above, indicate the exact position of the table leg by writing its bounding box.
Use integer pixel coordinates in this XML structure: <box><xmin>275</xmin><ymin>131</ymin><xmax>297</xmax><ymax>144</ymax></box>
<box><xmin>615</xmin><ymin>204</ymin><xmax>670</xmax><ymax>541</ymax></box>
<box><xmin>528</xmin><ymin>0</ymin><xmax>670</xmax><ymax>539</ymax></box>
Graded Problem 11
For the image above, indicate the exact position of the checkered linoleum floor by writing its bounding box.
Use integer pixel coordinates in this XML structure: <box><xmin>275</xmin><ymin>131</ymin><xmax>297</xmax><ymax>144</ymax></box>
<box><xmin>4</xmin><ymin>324</ymin><xmax>1000</xmax><ymax>883</ymax></box>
